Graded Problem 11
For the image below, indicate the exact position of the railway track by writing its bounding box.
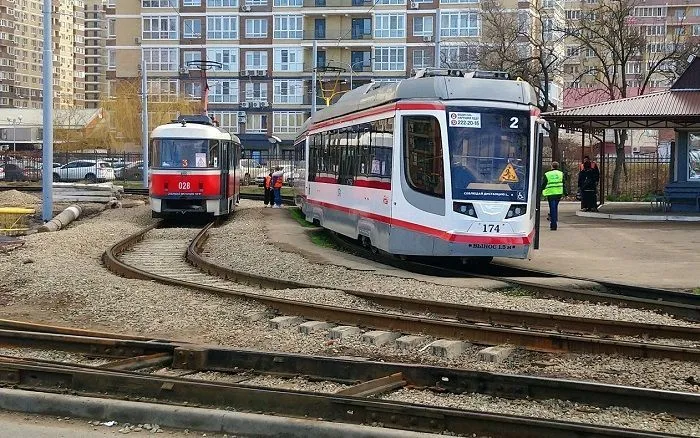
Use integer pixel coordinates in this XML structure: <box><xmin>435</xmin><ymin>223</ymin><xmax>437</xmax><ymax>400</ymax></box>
<box><xmin>103</xmin><ymin>221</ymin><xmax>700</xmax><ymax>363</ymax></box>
<box><xmin>0</xmin><ymin>322</ymin><xmax>698</xmax><ymax>437</ymax></box>
<box><xmin>325</xmin><ymin>231</ymin><xmax>700</xmax><ymax>322</ymax></box>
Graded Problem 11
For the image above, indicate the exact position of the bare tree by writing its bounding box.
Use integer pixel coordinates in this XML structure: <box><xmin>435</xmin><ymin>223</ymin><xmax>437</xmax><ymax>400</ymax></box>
<box><xmin>561</xmin><ymin>0</ymin><xmax>700</xmax><ymax>196</ymax></box>
<box><xmin>479</xmin><ymin>0</ymin><xmax>565</xmax><ymax>160</ymax></box>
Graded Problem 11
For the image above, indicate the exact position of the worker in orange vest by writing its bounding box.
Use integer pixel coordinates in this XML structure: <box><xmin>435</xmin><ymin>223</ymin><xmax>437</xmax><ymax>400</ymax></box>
<box><xmin>578</xmin><ymin>156</ymin><xmax>599</xmax><ymax>173</ymax></box>
<box><xmin>271</xmin><ymin>166</ymin><xmax>285</xmax><ymax>208</ymax></box>
<box><xmin>263</xmin><ymin>171</ymin><xmax>273</xmax><ymax>207</ymax></box>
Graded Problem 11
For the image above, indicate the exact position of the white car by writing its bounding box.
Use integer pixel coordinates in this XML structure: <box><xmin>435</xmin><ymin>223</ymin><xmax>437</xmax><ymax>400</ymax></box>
<box><xmin>53</xmin><ymin>160</ymin><xmax>116</xmax><ymax>183</ymax></box>
<box><xmin>255</xmin><ymin>165</ymin><xmax>298</xmax><ymax>186</ymax></box>
<box><xmin>239</xmin><ymin>159</ymin><xmax>271</xmax><ymax>185</ymax></box>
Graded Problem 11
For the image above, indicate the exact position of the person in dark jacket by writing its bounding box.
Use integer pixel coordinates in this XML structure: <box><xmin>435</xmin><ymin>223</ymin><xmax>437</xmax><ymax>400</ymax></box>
<box><xmin>263</xmin><ymin>171</ymin><xmax>273</xmax><ymax>207</ymax></box>
<box><xmin>578</xmin><ymin>160</ymin><xmax>599</xmax><ymax>212</ymax></box>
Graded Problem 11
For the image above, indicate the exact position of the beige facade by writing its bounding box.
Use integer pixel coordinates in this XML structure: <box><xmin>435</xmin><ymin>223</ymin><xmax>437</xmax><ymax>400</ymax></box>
<box><xmin>0</xmin><ymin>0</ymin><xmax>87</xmax><ymax>109</ymax></box>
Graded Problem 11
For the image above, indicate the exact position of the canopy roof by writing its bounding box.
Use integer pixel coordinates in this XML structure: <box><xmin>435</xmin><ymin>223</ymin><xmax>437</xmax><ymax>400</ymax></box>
<box><xmin>543</xmin><ymin>54</ymin><xmax>700</xmax><ymax>130</ymax></box>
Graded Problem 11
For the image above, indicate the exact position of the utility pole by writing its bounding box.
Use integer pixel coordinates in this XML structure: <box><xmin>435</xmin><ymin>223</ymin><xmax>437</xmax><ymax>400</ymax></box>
<box><xmin>141</xmin><ymin>48</ymin><xmax>149</xmax><ymax>189</ymax></box>
<box><xmin>311</xmin><ymin>40</ymin><xmax>317</xmax><ymax>114</ymax></box>
<box><xmin>41</xmin><ymin>0</ymin><xmax>53</xmax><ymax>222</ymax></box>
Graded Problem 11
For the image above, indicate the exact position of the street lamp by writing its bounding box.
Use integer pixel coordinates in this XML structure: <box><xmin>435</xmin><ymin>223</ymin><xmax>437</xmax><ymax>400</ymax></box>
<box><xmin>7</xmin><ymin>115</ymin><xmax>22</xmax><ymax>152</ymax></box>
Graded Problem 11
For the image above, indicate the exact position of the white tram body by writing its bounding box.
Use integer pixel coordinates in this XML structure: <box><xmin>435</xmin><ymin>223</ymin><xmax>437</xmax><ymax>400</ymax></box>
<box><xmin>294</xmin><ymin>70</ymin><xmax>543</xmax><ymax>260</ymax></box>
<box><xmin>149</xmin><ymin>115</ymin><xmax>242</xmax><ymax>218</ymax></box>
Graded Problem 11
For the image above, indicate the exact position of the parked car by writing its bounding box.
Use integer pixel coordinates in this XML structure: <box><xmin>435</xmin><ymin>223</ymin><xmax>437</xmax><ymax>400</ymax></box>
<box><xmin>115</xmin><ymin>161</ymin><xmax>144</xmax><ymax>181</ymax></box>
<box><xmin>238</xmin><ymin>159</ymin><xmax>270</xmax><ymax>185</ymax></box>
<box><xmin>22</xmin><ymin>166</ymin><xmax>42</xmax><ymax>181</ymax></box>
<box><xmin>254</xmin><ymin>165</ymin><xmax>298</xmax><ymax>187</ymax></box>
<box><xmin>0</xmin><ymin>163</ymin><xmax>26</xmax><ymax>181</ymax></box>
<box><xmin>53</xmin><ymin>160</ymin><xmax>116</xmax><ymax>183</ymax></box>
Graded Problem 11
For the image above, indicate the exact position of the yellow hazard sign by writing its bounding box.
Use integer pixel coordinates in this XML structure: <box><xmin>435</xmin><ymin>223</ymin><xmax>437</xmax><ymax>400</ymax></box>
<box><xmin>499</xmin><ymin>163</ymin><xmax>519</xmax><ymax>183</ymax></box>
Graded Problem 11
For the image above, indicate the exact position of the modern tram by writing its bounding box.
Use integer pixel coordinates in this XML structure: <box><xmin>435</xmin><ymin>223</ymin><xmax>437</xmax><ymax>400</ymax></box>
<box><xmin>149</xmin><ymin>114</ymin><xmax>242</xmax><ymax>218</ymax></box>
<box><xmin>293</xmin><ymin>69</ymin><xmax>545</xmax><ymax>261</ymax></box>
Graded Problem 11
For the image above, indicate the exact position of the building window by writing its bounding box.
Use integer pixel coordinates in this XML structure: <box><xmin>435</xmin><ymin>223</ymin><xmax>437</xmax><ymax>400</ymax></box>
<box><xmin>274</xmin><ymin>15</ymin><xmax>303</xmax><ymax>39</ymax></box>
<box><xmin>183</xmin><ymin>82</ymin><xmax>202</xmax><ymax>100</ymax></box>
<box><xmin>245</xmin><ymin>0</ymin><xmax>267</xmax><ymax>5</ymax></box>
<box><xmin>207</xmin><ymin>16</ymin><xmax>238</xmax><ymax>39</ymax></box>
<box><xmin>626</xmin><ymin>61</ymin><xmax>640</xmax><ymax>74</ymax></box>
<box><xmin>373</xmin><ymin>47</ymin><xmax>405</xmax><ymax>71</ymax></box>
<box><xmin>565</xmin><ymin>46</ymin><xmax>580</xmax><ymax>57</ymax></box>
<box><xmin>693</xmin><ymin>24</ymin><xmax>700</xmax><ymax>36</ymax></box>
<box><xmin>183</xmin><ymin>51</ymin><xmax>201</xmax><ymax>67</ymax></box>
<box><xmin>634</xmin><ymin>6</ymin><xmax>665</xmax><ymax>17</ymax></box>
<box><xmin>209</xmin><ymin>111</ymin><xmax>239</xmax><ymax>133</ymax></box>
<box><xmin>645</xmin><ymin>25</ymin><xmax>665</xmax><ymax>36</ymax></box>
<box><xmin>688</xmin><ymin>133</ymin><xmax>700</xmax><ymax>181</ymax></box>
<box><xmin>183</xmin><ymin>0</ymin><xmax>201</xmax><ymax>5</ymax></box>
<box><xmin>207</xmin><ymin>0</ymin><xmax>238</xmax><ymax>6</ymax></box>
<box><xmin>274</xmin><ymin>48</ymin><xmax>303</xmax><ymax>72</ymax></box>
<box><xmin>245</xmin><ymin>50</ymin><xmax>268</xmax><ymax>70</ymax></box>
<box><xmin>439</xmin><ymin>45</ymin><xmax>478</xmax><ymax>69</ymax></box>
<box><xmin>142</xmin><ymin>0</ymin><xmax>176</xmax><ymax>7</ymax></box>
<box><xmin>210</xmin><ymin>80</ymin><xmax>239</xmax><ymax>103</ymax></box>
<box><xmin>108</xmin><ymin>18</ymin><xmax>116</xmax><ymax>38</ymax></box>
<box><xmin>440</xmin><ymin>0</ymin><xmax>477</xmax><ymax>3</ymax></box>
<box><xmin>147</xmin><ymin>79</ymin><xmax>178</xmax><ymax>101</ymax></box>
<box><xmin>273</xmin><ymin>79</ymin><xmax>303</xmax><ymax>104</ymax></box>
<box><xmin>246</xmin><ymin>114</ymin><xmax>268</xmax><ymax>133</ymax></box>
<box><xmin>273</xmin><ymin>111</ymin><xmax>304</xmax><ymax>134</ymax></box>
<box><xmin>143</xmin><ymin>47</ymin><xmax>178</xmax><ymax>71</ymax></box>
<box><xmin>412</xmin><ymin>49</ymin><xmax>430</xmax><ymax>70</ymax></box>
<box><xmin>107</xmin><ymin>48</ymin><xmax>116</xmax><ymax>70</ymax></box>
<box><xmin>245</xmin><ymin>82</ymin><xmax>268</xmax><ymax>102</ymax></box>
<box><xmin>274</xmin><ymin>0</ymin><xmax>302</xmax><ymax>5</ymax></box>
<box><xmin>374</xmin><ymin>14</ymin><xmax>405</xmax><ymax>38</ymax></box>
<box><xmin>245</xmin><ymin>18</ymin><xmax>267</xmax><ymax>38</ymax></box>
<box><xmin>440</xmin><ymin>12</ymin><xmax>479</xmax><ymax>37</ymax></box>
<box><xmin>207</xmin><ymin>48</ymin><xmax>239</xmax><ymax>71</ymax></box>
<box><xmin>413</xmin><ymin>16</ymin><xmax>433</xmax><ymax>37</ymax></box>
<box><xmin>183</xmin><ymin>19</ymin><xmax>202</xmax><ymax>38</ymax></box>
<box><xmin>374</xmin><ymin>0</ymin><xmax>404</xmax><ymax>4</ymax></box>
<box><xmin>143</xmin><ymin>15</ymin><xmax>178</xmax><ymax>39</ymax></box>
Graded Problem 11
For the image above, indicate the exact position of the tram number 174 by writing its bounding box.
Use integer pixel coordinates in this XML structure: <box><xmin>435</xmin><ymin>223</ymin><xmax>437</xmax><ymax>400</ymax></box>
<box><xmin>482</xmin><ymin>224</ymin><xmax>500</xmax><ymax>233</ymax></box>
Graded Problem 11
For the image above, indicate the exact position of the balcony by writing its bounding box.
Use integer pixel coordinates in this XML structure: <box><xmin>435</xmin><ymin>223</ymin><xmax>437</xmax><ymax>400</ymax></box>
<box><xmin>303</xmin><ymin>30</ymin><xmax>372</xmax><ymax>41</ymax></box>
<box><xmin>302</xmin><ymin>0</ymin><xmax>373</xmax><ymax>7</ymax></box>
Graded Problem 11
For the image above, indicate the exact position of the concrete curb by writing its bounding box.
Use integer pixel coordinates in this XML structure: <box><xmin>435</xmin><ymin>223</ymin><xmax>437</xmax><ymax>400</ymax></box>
<box><xmin>576</xmin><ymin>210</ymin><xmax>700</xmax><ymax>222</ymax></box>
<box><xmin>0</xmin><ymin>388</ymin><xmax>441</xmax><ymax>438</ymax></box>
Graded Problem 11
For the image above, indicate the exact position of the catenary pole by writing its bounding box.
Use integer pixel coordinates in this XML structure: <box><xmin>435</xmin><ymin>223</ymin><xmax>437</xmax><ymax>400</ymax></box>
<box><xmin>41</xmin><ymin>0</ymin><xmax>53</xmax><ymax>222</ymax></box>
<box><xmin>311</xmin><ymin>40</ymin><xmax>317</xmax><ymax>114</ymax></box>
<box><xmin>141</xmin><ymin>48</ymin><xmax>149</xmax><ymax>188</ymax></box>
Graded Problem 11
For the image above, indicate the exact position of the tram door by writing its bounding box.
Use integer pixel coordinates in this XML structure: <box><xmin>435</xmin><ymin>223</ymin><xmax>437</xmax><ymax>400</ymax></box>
<box><xmin>220</xmin><ymin>140</ymin><xmax>230</xmax><ymax>214</ymax></box>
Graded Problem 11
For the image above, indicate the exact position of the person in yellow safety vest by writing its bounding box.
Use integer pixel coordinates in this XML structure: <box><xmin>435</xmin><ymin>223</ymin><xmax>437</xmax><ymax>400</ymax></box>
<box><xmin>263</xmin><ymin>171</ymin><xmax>273</xmax><ymax>207</ymax></box>
<box><xmin>542</xmin><ymin>161</ymin><xmax>566</xmax><ymax>231</ymax></box>
<box><xmin>271</xmin><ymin>166</ymin><xmax>285</xmax><ymax>208</ymax></box>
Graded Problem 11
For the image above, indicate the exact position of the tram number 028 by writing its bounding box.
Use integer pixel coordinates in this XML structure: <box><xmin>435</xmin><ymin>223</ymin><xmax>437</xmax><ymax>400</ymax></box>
<box><xmin>482</xmin><ymin>224</ymin><xmax>500</xmax><ymax>233</ymax></box>
<box><xmin>177</xmin><ymin>181</ymin><xmax>191</xmax><ymax>190</ymax></box>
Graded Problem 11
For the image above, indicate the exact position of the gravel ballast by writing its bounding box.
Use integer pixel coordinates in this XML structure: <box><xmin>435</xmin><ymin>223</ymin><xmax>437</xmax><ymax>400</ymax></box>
<box><xmin>1</xmin><ymin>198</ymin><xmax>700</xmax><ymax>401</ymax></box>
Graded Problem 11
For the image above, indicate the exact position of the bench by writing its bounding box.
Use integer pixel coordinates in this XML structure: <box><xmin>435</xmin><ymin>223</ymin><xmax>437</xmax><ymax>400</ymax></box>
<box><xmin>649</xmin><ymin>195</ymin><xmax>670</xmax><ymax>212</ymax></box>
<box><xmin>663</xmin><ymin>185</ymin><xmax>700</xmax><ymax>212</ymax></box>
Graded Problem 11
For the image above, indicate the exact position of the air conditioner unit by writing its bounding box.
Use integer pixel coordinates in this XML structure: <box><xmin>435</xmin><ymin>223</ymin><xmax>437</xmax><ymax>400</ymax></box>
<box><xmin>256</xmin><ymin>69</ymin><xmax>266</xmax><ymax>76</ymax></box>
<box><xmin>261</xmin><ymin>101</ymin><xmax>269</xmax><ymax>107</ymax></box>
<box><xmin>632</xmin><ymin>145</ymin><xmax>641</xmax><ymax>153</ymax></box>
<box><xmin>422</xmin><ymin>35</ymin><xmax>432</xmax><ymax>42</ymax></box>
<box><xmin>241</xmin><ymin>102</ymin><xmax>250</xmax><ymax>108</ymax></box>
<box><xmin>241</xmin><ymin>4</ymin><xmax>251</xmax><ymax>11</ymax></box>
<box><xmin>410</xmin><ymin>1</ymin><xmax>419</xmax><ymax>8</ymax></box>
<box><xmin>244</xmin><ymin>69</ymin><xmax>253</xmax><ymax>76</ymax></box>
<box><xmin>237</xmin><ymin>111</ymin><xmax>247</xmax><ymax>116</ymax></box>
<box><xmin>252</xmin><ymin>101</ymin><xmax>261</xmax><ymax>108</ymax></box>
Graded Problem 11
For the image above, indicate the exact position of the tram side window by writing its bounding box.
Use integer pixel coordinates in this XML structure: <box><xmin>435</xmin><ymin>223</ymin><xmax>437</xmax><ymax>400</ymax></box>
<box><xmin>404</xmin><ymin>116</ymin><xmax>444</xmax><ymax>198</ymax></box>
<box><xmin>208</xmin><ymin>140</ymin><xmax>220</xmax><ymax>168</ymax></box>
<box><xmin>370</xmin><ymin>118</ymin><xmax>393</xmax><ymax>178</ymax></box>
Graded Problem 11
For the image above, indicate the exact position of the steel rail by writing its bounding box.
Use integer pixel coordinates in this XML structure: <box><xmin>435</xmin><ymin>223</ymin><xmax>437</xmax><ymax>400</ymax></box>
<box><xmin>103</xmin><ymin>224</ymin><xmax>700</xmax><ymax>362</ymax></box>
<box><xmin>2</xmin><ymin>328</ymin><xmax>699</xmax><ymax>419</ymax></box>
<box><xmin>0</xmin><ymin>318</ymin><xmax>178</xmax><ymax>342</ymax></box>
<box><xmin>189</xmin><ymin>228</ymin><xmax>700</xmax><ymax>341</ymax></box>
<box><xmin>327</xmin><ymin>231</ymin><xmax>700</xmax><ymax>321</ymax></box>
<box><xmin>0</xmin><ymin>358</ymin><xmax>682</xmax><ymax>438</ymax></box>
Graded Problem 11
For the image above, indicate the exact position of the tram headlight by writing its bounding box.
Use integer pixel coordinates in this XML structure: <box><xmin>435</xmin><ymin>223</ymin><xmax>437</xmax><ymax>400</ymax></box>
<box><xmin>453</xmin><ymin>202</ymin><xmax>478</xmax><ymax>218</ymax></box>
<box><xmin>506</xmin><ymin>204</ymin><xmax>527</xmax><ymax>219</ymax></box>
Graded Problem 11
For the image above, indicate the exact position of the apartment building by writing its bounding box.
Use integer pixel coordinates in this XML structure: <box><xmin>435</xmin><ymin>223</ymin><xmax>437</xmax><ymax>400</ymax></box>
<box><xmin>0</xmin><ymin>0</ymin><xmax>86</xmax><ymax>109</ymax></box>
<box><xmin>84</xmin><ymin>0</ymin><xmax>106</xmax><ymax>108</ymax></box>
<box><xmin>108</xmin><ymin>0</ymin><xmax>565</xmax><ymax>152</ymax></box>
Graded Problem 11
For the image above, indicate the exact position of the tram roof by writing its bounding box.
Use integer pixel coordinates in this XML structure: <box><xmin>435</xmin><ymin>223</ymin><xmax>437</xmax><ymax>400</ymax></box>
<box><xmin>152</xmin><ymin>121</ymin><xmax>240</xmax><ymax>143</ymax></box>
<box><xmin>297</xmin><ymin>72</ymin><xmax>538</xmax><ymax>137</ymax></box>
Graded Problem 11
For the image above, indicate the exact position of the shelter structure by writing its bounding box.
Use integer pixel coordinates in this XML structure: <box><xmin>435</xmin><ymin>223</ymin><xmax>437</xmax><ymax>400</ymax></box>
<box><xmin>543</xmin><ymin>55</ymin><xmax>700</xmax><ymax>212</ymax></box>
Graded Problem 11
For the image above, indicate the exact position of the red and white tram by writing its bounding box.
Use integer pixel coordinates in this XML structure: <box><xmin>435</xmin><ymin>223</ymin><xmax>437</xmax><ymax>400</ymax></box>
<box><xmin>149</xmin><ymin>115</ymin><xmax>241</xmax><ymax>218</ymax></box>
<box><xmin>294</xmin><ymin>69</ymin><xmax>545</xmax><ymax>261</ymax></box>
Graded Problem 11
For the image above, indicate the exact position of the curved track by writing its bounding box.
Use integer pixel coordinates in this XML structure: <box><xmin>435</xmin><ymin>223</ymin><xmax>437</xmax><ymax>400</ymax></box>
<box><xmin>103</xmin><ymin>221</ymin><xmax>700</xmax><ymax>362</ymax></box>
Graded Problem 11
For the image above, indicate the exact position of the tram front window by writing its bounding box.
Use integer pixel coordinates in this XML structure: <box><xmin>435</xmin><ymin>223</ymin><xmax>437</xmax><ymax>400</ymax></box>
<box><xmin>447</xmin><ymin>107</ymin><xmax>530</xmax><ymax>202</ymax></box>
<box><xmin>152</xmin><ymin>139</ymin><xmax>220</xmax><ymax>168</ymax></box>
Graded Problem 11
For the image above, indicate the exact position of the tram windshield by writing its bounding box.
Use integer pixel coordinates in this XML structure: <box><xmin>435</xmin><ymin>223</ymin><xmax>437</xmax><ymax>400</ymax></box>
<box><xmin>151</xmin><ymin>138</ymin><xmax>220</xmax><ymax>168</ymax></box>
<box><xmin>447</xmin><ymin>107</ymin><xmax>530</xmax><ymax>202</ymax></box>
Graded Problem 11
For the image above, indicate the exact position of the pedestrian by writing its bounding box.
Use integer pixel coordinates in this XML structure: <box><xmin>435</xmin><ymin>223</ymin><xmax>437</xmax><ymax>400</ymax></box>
<box><xmin>578</xmin><ymin>160</ymin><xmax>599</xmax><ymax>212</ymax></box>
<box><xmin>271</xmin><ymin>166</ymin><xmax>284</xmax><ymax>208</ymax></box>
<box><xmin>263</xmin><ymin>170</ymin><xmax>273</xmax><ymax>207</ymax></box>
<box><xmin>542</xmin><ymin>161</ymin><xmax>566</xmax><ymax>230</ymax></box>
<box><xmin>578</xmin><ymin>155</ymin><xmax>599</xmax><ymax>174</ymax></box>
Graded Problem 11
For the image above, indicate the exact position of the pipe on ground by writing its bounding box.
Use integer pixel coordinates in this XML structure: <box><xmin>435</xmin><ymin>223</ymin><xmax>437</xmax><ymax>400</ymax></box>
<box><xmin>38</xmin><ymin>205</ymin><xmax>82</xmax><ymax>233</ymax></box>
